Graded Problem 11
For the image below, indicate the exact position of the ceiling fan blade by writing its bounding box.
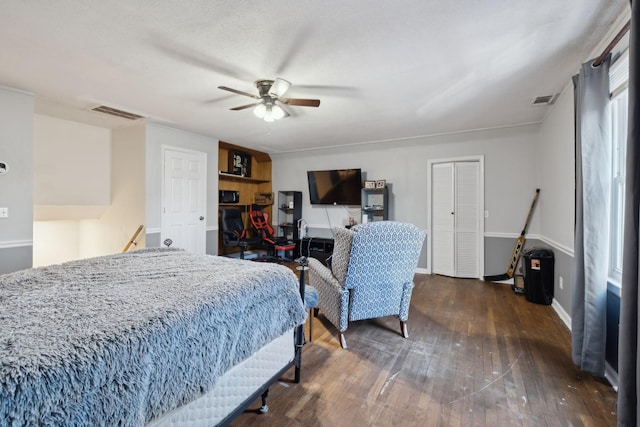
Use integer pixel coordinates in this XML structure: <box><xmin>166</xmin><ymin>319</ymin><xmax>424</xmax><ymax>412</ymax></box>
<box><xmin>268</xmin><ymin>78</ymin><xmax>292</xmax><ymax>98</ymax></box>
<box><xmin>230</xmin><ymin>103</ymin><xmax>259</xmax><ymax>111</ymax></box>
<box><xmin>218</xmin><ymin>86</ymin><xmax>260</xmax><ymax>99</ymax></box>
<box><xmin>282</xmin><ymin>98</ymin><xmax>321</xmax><ymax>107</ymax></box>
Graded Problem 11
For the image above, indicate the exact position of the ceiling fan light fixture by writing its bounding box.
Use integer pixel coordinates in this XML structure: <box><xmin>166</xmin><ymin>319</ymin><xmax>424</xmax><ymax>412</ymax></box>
<box><xmin>263</xmin><ymin>104</ymin><xmax>275</xmax><ymax>122</ymax></box>
<box><xmin>269</xmin><ymin>78</ymin><xmax>292</xmax><ymax>98</ymax></box>
<box><xmin>253</xmin><ymin>103</ymin><xmax>267</xmax><ymax>118</ymax></box>
<box><xmin>271</xmin><ymin>104</ymin><xmax>285</xmax><ymax>120</ymax></box>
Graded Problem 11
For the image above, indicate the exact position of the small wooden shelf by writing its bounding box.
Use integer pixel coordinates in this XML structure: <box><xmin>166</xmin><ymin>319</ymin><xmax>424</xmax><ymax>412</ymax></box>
<box><xmin>219</xmin><ymin>203</ymin><xmax>270</xmax><ymax>209</ymax></box>
<box><xmin>219</xmin><ymin>171</ymin><xmax>270</xmax><ymax>184</ymax></box>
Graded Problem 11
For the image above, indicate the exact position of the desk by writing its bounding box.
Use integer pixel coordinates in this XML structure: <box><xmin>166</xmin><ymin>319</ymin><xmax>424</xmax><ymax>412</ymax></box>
<box><xmin>299</xmin><ymin>237</ymin><xmax>334</xmax><ymax>264</ymax></box>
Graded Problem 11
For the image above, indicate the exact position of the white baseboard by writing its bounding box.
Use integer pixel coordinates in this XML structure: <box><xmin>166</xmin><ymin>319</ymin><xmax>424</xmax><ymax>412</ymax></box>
<box><xmin>146</xmin><ymin>227</ymin><xmax>218</xmax><ymax>235</ymax></box>
<box><xmin>552</xmin><ymin>299</ymin><xmax>571</xmax><ymax>330</ymax></box>
<box><xmin>605</xmin><ymin>362</ymin><xmax>619</xmax><ymax>391</ymax></box>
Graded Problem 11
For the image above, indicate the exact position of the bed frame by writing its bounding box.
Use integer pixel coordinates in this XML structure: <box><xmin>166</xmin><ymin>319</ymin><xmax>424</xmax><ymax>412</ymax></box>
<box><xmin>148</xmin><ymin>260</ymin><xmax>308</xmax><ymax>426</ymax></box>
<box><xmin>149</xmin><ymin>325</ymin><xmax>303</xmax><ymax>426</ymax></box>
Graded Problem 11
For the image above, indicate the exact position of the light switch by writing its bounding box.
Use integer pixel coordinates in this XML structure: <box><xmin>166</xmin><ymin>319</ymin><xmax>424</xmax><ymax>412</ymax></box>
<box><xmin>0</xmin><ymin>207</ymin><xmax>7</xmax><ymax>218</ymax></box>
<box><xmin>484</xmin><ymin>210</ymin><xmax>489</xmax><ymax>218</ymax></box>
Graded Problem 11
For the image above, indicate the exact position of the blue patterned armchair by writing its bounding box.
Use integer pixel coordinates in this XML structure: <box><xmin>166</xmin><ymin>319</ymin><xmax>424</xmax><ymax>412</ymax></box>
<box><xmin>307</xmin><ymin>221</ymin><xmax>426</xmax><ymax>348</ymax></box>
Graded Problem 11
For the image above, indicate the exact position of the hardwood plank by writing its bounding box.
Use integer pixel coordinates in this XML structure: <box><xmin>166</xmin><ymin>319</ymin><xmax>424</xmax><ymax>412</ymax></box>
<box><xmin>231</xmin><ymin>273</ymin><xmax>617</xmax><ymax>426</ymax></box>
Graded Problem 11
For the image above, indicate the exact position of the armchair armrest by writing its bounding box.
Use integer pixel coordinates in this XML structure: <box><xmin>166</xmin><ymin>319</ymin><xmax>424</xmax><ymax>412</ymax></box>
<box><xmin>222</xmin><ymin>230</ymin><xmax>240</xmax><ymax>245</ymax></box>
<box><xmin>307</xmin><ymin>257</ymin><xmax>341</xmax><ymax>289</ymax></box>
<box><xmin>307</xmin><ymin>257</ymin><xmax>350</xmax><ymax>332</ymax></box>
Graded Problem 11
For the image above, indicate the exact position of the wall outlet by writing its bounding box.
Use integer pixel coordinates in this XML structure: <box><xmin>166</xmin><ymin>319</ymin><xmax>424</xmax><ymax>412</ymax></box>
<box><xmin>559</xmin><ymin>276</ymin><xmax>563</xmax><ymax>290</ymax></box>
<box><xmin>484</xmin><ymin>210</ymin><xmax>489</xmax><ymax>218</ymax></box>
<box><xmin>0</xmin><ymin>207</ymin><xmax>8</xmax><ymax>218</ymax></box>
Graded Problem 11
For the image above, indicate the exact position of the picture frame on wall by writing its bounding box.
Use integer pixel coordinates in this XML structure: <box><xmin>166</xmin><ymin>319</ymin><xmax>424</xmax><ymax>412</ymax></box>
<box><xmin>364</xmin><ymin>180</ymin><xmax>376</xmax><ymax>189</ymax></box>
<box><xmin>375</xmin><ymin>179</ymin><xmax>386</xmax><ymax>189</ymax></box>
<box><xmin>228</xmin><ymin>151</ymin><xmax>252</xmax><ymax>177</ymax></box>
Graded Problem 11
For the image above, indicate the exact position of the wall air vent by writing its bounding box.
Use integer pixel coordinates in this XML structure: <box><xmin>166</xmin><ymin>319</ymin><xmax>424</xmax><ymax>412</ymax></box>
<box><xmin>91</xmin><ymin>105</ymin><xmax>144</xmax><ymax>120</ymax></box>
<box><xmin>531</xmin><ymin>94</ymin><xmax>559</xmax><ymax>106</ymax></box>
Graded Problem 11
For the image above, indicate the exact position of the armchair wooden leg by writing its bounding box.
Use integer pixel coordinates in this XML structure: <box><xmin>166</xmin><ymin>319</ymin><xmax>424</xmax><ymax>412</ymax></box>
<box><xmin>308</xmin><ymin>309</ymin><xmax>313</xmax><ymax>342</ymax></box>
<box><xmin>313</xmin><ymin>307</ymin><xmax>319</xmax><ymax>317</ymax></box>
<box><xmin>339</xmin><ymin>332</ymin><xmax>348</xmax><ymax>349</ymax></box>
<box><xmin>400</xmin><ymin>321</ymin><xmax>409</xmax><ymax>338</ymax></box>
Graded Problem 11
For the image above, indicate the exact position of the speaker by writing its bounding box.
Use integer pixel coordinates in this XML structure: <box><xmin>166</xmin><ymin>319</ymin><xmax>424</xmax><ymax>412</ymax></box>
<box><xmin>219</xmin><ymin>190</ymin><xmax>239</xmax><ymax>203</ymax></box>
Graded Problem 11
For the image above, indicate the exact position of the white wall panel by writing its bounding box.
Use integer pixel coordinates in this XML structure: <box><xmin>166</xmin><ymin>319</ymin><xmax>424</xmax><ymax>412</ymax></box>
<box><xmin>34</xmin><ymin>114</ymin><xmax>111</xmax><ymax>206</ymax></box>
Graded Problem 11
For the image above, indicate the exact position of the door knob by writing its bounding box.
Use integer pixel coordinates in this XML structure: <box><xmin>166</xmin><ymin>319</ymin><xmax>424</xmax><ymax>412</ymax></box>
<box><xmin>199</xmin><ymin>216</ymin><xmax>205</xmax><ymax>221</ymax></box>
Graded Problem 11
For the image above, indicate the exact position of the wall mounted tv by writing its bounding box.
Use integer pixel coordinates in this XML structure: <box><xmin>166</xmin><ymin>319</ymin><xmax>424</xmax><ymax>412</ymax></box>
<box><xmin>307</xmin><ymin>168</ymin><xmax>362</xmax><ymax>205</ymax></box>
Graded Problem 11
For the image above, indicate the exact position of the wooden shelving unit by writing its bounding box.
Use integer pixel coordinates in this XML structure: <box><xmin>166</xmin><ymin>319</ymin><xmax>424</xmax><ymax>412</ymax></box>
<box><xmin>218</xmin><ymin>141</ymin><xmax>272</xmax><ymax>255</ymax></box>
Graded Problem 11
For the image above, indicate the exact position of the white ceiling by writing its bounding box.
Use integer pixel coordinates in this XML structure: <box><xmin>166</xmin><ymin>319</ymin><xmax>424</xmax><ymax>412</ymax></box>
<box><xmin>0</xmin><ymin>1</ymin><xmax>627</xmax><ymax>153</ymax></box>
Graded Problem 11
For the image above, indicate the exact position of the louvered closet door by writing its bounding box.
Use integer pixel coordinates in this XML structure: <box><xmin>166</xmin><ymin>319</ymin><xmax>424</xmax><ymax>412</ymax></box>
<box><xmin>431</xmin><ymin>161</ymin><xmax>480</xmax><ymax>278</ymax></box>
<box><xmin>454</xmin><ymin>162</ymin><xmax>480</xmax><ymax>278</ymax></box>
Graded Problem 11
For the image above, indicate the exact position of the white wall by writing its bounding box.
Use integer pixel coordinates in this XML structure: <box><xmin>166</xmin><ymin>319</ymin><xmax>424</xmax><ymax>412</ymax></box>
<box><xmin>32</xmin><ymin>115</ymin><xmax>115</xmax><ymax>265</ymax></box>
<box><xmin>144</xmin><ymin>122</ymin><xmax>218</xmax><ymax>251</ymax></box>
<box><xmin>271</xmin><ymin>123</ymin><xmax>540</xmax><ymax>269</ymax></box>
<box><xmin>273</xmin><ymin>124</ymin><xmax>540</xmax><ymax>232</ymax></box>
<box><xmin>92</xmin><ymin>124</ymin><xmax>147</xmax><ymax>255</ymax></box>
<box><xmin>32</xmin><ymin>115</ymin><xmax>145</xmax><ymax>264</ymax></box>
<box><xmin>33</xmin><ymin>220</ymin><xmax>80</xmax><ymax>266</ymax></box>
<box><xmin>0</xmin><ymin>86</ymin><xmax>33</xmax><ymax>273</ymax></box>
<box><xmin>0</xmin><ymin>87</ymin><xmax>33</xmax><ymax>242</ymax></box>
<box><xmin>33</xmin><ymin>115</ymin><xmax>111</xmax><ymax>208</ymax></box>
<box><xmin>538</xmin><ymin>83</ymin><xmax>575</xmax><ymax>252</ymax></box>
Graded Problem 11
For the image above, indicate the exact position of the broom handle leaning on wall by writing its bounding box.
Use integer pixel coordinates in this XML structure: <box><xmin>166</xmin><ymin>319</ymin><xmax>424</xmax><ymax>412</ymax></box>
<box><xmin>122</xmin><ymin>225</ymin><xmax>144</xmax><ymax>253</ymax></box>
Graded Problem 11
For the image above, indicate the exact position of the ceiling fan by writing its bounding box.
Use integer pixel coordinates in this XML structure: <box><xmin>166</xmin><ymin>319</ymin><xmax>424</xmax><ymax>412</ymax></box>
<box><xmin>218</xmin><ymin>78</ymin><xmax>320</xmax><ymax>122</ymax></box>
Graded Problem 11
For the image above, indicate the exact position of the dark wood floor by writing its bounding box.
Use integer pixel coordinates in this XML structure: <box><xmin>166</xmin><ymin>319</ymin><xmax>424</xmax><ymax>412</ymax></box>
<box><xmin>231</xmin><ymin>273</ymin><xmax>617</xmax><ymax>427</ymax></box>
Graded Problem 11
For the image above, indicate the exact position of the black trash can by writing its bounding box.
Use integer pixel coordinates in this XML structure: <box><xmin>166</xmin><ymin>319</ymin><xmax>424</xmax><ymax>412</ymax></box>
<box><xmin>523</xmin><ymin>248</ymin><xmax>554</xmax><ymax>305</ymax></box>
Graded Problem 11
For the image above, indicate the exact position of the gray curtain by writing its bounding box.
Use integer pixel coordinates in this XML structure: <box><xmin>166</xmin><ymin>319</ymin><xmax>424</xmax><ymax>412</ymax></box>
<box><xmin>571</xmin><ymin>55</ymin><xmax>612</xmax><ymax>375</ymax></box>
<box><xmin>617</xmin><ymin>1</ymin><xmax>639</xmax><ymax>425</ymax></box>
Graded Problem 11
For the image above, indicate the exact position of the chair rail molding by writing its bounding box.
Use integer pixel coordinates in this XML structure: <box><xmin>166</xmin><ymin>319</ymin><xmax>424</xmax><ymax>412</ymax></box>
<box><xmin>0</xmin><ymin>239</ymin><xmax>33</xmax><ymax>249</ymax></box>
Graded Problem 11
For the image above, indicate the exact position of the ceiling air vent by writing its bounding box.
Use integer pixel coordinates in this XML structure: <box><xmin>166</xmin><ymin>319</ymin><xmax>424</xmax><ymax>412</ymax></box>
<box><xmin>531</xmin><ymin>94</ymin><xmax>558</xmax><ymax>106</ymax></box>
<box><xmin>91</xmin><ymin>105</ymin><xmax>144</xmax><ymax>120</ymax></box>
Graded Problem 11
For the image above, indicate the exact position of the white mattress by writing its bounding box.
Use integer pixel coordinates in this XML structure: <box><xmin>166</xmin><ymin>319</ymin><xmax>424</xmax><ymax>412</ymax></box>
<box><xmin>147</xmin><ymin>328</ymin><xmax>295</xmax><ymax>427</ymax></box>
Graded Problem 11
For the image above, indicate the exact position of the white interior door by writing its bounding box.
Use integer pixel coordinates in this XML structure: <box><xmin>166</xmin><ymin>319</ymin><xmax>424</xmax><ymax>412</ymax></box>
<box><xmin>432</xmin><ymin>163</ymin><xmax>455</xmax><ymax>276</ymax></box>
<box><xmin>161</xmin><ymin>147</ymin><xmax>207</xmax><ymax>254</ymax></box>
<box><xmin>430</xmin><ymin>159</ymin><xmax>481</xmax><ymax>278</ymax></box>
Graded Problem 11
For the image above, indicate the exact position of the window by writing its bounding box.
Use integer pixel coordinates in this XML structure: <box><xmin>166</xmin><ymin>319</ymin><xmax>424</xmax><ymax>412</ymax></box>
<box><xmin>608</xmin><ymin>50</ymin><xmax>629</xmax><ymax>284</ymax></box>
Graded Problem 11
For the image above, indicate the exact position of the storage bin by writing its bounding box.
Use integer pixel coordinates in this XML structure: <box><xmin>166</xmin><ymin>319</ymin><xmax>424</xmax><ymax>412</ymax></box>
<box><xmin>523</xmin><ymin>248</ymin><xmax>555</xmax><ymax>305</ymax></box>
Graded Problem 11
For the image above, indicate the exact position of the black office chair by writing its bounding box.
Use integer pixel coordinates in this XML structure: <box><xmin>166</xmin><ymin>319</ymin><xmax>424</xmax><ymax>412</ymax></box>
<box><xmin>220</xmin><ymin>208</ymin><xmax>261</xmax><ymax>259</ymax></box>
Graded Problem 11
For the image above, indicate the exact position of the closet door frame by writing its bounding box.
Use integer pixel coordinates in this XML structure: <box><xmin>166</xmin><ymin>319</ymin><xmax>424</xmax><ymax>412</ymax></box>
<box><xmin>427</xmin><ymin>155</ymin><xmax>485</xmax><ymax>278</ymax></box>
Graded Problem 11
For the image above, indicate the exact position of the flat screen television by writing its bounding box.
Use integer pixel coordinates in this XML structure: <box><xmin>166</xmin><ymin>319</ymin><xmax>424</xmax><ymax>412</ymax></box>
<box><xmin>307</xmin><ymin>168</ymin><xmax>362</xmax><ymax>205</ymax></box>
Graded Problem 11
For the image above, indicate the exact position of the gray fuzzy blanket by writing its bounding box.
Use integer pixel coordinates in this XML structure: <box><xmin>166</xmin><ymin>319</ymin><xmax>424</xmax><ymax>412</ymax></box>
<box><xmin>0</xmin><ymin>248</ymin><xmax>306</xmax><ymax>426</ymax></box>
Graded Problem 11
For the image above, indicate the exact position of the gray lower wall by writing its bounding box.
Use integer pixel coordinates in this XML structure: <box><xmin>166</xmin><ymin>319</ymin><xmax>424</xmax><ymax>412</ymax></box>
<box><xmin>206</xmin><ymin>230</ymin><xmax>218</xmax><ymax>256</ymax></box>
<box><xmin>0</xmin><ymin>245</ymin><xmax>33</xmax><ymax>274</ymax></box>
<box><xmin>484</xmin><ymin>235</ymin><xmax>574</xmax><ymax>319</ymax></box>
<box><xmin>484</xmin><ymin>236</ymin><xmax>525</xmax><ymax>277</ymax></box>
<box><xmin>146</xmin><ymin>232</ymin><xmax>161</xmax><ymax>248</ymax></box>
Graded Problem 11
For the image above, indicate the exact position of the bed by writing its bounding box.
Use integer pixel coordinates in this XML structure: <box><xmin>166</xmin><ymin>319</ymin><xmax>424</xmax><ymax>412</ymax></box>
<box><xmin>0</xmin><ymin>248</ymin><xmax>307</xmax><ymax>426</ymax></box>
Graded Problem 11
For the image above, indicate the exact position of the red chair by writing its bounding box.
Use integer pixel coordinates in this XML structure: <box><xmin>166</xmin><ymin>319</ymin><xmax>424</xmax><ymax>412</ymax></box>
<box><xmin>249</xmin><ymin>204</ymin><xmax>296</xmax><ymax>261</ymax></box>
